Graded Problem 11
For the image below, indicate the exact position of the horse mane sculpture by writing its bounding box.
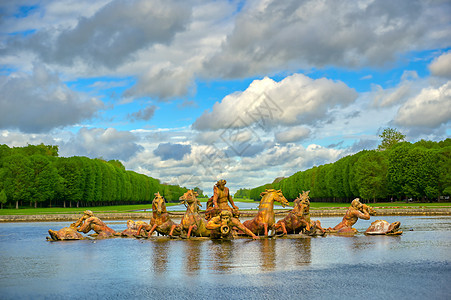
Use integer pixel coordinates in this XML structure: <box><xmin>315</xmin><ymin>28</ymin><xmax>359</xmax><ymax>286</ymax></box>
<box><xmin>274</xmin><ymin>191</ymin><xmax>311</xmax><ymax>235</ymax></box>
<box><xmin>275</xmin><ymin>191</ymin><xmax>325</xmax><ymax>236</ymax></box>
<box><xmin>243</xmin><ymin>189</ymin><xmax>289</xmax><ymax>237</ymax></box>
<box><xmin>176</xmin><ymin>189</ymin><xmax>210</xmax><ymax>238</ymax></box>
<box><xmin>136</xmin><ymin>192</ymin><xmax>180</xmax><ymax>238</ymax></box>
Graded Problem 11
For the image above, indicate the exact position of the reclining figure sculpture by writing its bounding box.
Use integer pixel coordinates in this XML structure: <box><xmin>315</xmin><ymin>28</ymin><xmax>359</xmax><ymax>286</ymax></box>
<box><xmin>47</xmin><ymin>223</ymin><xmax>85</xmax><ymax>241</ymax></box>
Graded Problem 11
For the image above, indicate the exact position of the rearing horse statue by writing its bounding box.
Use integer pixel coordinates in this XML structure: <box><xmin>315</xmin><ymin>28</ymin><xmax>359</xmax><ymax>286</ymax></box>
<box><xmin>137</xmin><ymin>192</ymin><xmax>180</xmax><ymax>237</ymax></box>
<box><xmin>274</xmin><ymin>190</ymin><xmax>325</xmax><ymax>236</ymax></box>
<box><xmin>274</xmin><ymin>191</ymin><xmax>311</xmax><ymax>235</ymax></box>
<box><xmin>243</xmin><ymin>189</ymin><xmax>289</xmax><ymax>237</ymax></box>
<box><xmin>174</xmin><ymin>189</ymin><xmax>210</xmax><ymax>238</ymax></box>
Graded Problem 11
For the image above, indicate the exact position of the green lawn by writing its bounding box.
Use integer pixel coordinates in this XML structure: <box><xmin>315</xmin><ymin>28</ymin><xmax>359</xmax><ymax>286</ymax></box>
<box><xmin>0</xmin><ymin>200</ymin><xmax>449</xmax><ymax>215</ymax></box>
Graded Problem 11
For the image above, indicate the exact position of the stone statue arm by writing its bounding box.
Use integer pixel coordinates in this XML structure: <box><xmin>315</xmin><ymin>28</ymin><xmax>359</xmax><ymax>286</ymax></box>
<box><xmin>226</xmin><ymin>188</ymin><xmax>239</xmax><ymax>210</ymax></box>
<box><xmin>353</xmin><ymin>207</ymin><xmax>371</xmax><ymax>220</ymax></box>
<box><xmin>73</xmin><ymin>214</ymin><xmax>88</xmax><ymax>228</ymax></box>
<box><xmin>77</xmin><ymin>217</ymin><xmax>93</xmax><ymax>233</ymax></box>
<box><xmin>232</xmin><ymin>218</ymin><xmax>259</xmax><ymax>240</ymax></box>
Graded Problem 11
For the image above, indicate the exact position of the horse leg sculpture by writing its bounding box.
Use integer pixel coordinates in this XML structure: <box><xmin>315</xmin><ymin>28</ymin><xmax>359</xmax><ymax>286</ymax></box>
<box><xmin>147</xmin><ymin>224</ymin><xmax>158</xmax><ymax>237</ymax></box>
<box><xmin>187</xmin><ymin>225</ymin><xmax>197</xmax><ymax>239</ymax></box>
<box><xmin>280</xmin><ymin>223</ymin><xmax>288</xmax><ymax>235</ymax></box>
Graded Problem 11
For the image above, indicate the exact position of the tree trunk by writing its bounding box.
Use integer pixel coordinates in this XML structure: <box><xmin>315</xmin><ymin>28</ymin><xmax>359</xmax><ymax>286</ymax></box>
<box><xmin>15</xmin><ymin>200</ymin><xmax>18</xmax><ymax>209</ymax></box>
<box><xmin>63</xmin><ymin>201</ymin><xmax>66</xmax><ymax>208</ymax></box>
<box><xmin>77</xmin><ymin>201</ymin><xmax>79</xmax><ymax>208</ymax></box>
<box><xmin>34</xmin><ymin>201</ymin><xmax>37</xmax><ymax>208</ymax></box>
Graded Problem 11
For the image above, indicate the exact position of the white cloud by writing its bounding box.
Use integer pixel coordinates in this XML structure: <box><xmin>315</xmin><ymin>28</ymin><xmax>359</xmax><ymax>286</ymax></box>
<box><xmin>2</xmin><ymin>0</ymin><xmax>449</xmax><ymax>101</ymax></box>
<box><xmin>23</xmin><ymin>0</ymin><xmax>192</xmax><ymax>69</ymax></box>
<box><xmin>372</xmin><ymin>81</ymin><xmax>414</xmax><ymax>108</ymax></box>
<box><xmin>193</xmin><ymin>74</ymin><xmax>357</xmax><ymax>131</ymax></box>
<box><xmin>0</xmin><ymin>64</ymin><xmax>104</xmax><ymax>133</ymax></box>
<box><xmin>429</xmin><ymin>51</ymin><xmax>451</xmax><ymax>78</ymax></box>
<box><xmin>204</xmin><ymin>0</ymin><xmax>451</xmax><ymax>78</ymax></box>
<box><xmin>275</xmin><ymin>126</ymin><xmax>311</xmax><ymax>143</ymax></box>
<box><xmin>62</xmin><ymin>127</ymin><xmax>143</xmax><ymax>161</ymax></box>
<box><xmin>395</xmin><ymin>81</ymin><xmax>451</xmax><ymax>128</ymax></box>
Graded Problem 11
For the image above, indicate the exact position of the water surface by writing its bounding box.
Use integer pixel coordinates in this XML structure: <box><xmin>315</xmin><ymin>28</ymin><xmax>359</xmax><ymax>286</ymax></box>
<box><xmin>1</xmin><ymin>216</ymin><xmax>450</xmax><ymax>299</ymax></box>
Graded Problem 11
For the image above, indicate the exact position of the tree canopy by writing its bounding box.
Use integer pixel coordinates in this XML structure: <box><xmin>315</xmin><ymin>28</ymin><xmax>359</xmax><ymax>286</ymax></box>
<box><xmin>0</xmin><ymin>144</ymin><xmax>187</xmax><ymax>208</ymax></box>
<box><xmin>249</xmin><ymin>138</ymin><xmax>450</xmax><ymax>203</ymax></box>
<box><xmin>378</xmin><ymin>127</ymin><xmax>406</xmax><ymax>151</ymax></box>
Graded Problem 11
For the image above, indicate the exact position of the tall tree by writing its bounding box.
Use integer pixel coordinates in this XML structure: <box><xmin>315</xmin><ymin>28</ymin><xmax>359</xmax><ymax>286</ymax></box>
<box><xmin>0</xmin><ymin>189</ymin><xmax>7</xmax><ymax>209</ymax></box>
<box><xmin>355</xmin><ymin>150</ymin><xmax>389</xmax><ymax>202</ymax></box>
<box><xmin>378</xmin><ymin>128</ymin><xmax>406</xmax><ymax>151</ymax></box>
<box><xmin>2</xmin><ymin>154</ymin><xmax>33</xmax><ymax>209</ymax></box>
<box><xmin>29</xmin><ymin>155</ymin><xmax>58</xmax><ymax>208</ymax></box>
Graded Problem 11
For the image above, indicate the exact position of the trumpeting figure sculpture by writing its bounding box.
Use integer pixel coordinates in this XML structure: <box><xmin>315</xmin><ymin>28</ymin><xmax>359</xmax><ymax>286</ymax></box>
<box><xmin>326</xmin><ymin>198</ymin><xmax>376</xmax><ymax>234</ymax></box>
<box><xmin>74</xmin><ymin>210</ymin><xmax>118</xmax><ymax>238</ymax></box>
<box><xmin>206</xmin><ymin>210</ymin><xmax>259</xmax><ymax>239</ymax></box>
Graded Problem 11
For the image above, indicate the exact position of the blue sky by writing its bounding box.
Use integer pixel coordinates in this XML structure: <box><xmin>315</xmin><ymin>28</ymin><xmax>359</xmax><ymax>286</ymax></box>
<box><xmin>0</xmin><ymin>0</ymin><xmax>450</xmax><ymax>195</ymax></box>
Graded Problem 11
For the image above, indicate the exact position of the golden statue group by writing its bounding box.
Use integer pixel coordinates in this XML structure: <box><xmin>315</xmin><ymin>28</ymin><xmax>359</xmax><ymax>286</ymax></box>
<box><xmin>47</xmin><ymin>179</ymin><xmax>402</xmax><ymax>241</ymax></box>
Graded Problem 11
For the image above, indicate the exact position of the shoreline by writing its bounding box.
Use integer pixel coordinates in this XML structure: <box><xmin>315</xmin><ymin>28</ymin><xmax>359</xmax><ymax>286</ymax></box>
<box><xmin>1</xmin><ymin>207</ymin><xmax>450</xmax><ymax>222</ymax></box>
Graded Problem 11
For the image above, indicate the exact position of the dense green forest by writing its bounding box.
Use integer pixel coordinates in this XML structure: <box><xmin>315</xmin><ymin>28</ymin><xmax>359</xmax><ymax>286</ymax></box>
<box><xmin>247</xmin><ymin>138</ymin><xmax>451</xmax><ymax>203</ymax></box>
<box><xmin>1</xmin><ymin>129</ymin><xmax>450</xmax><ymax>208</ymax></box>
<box><xmin>0</xmin><ymin>144</ymin><xmax>188</xmax><ymax>209</ymax></box>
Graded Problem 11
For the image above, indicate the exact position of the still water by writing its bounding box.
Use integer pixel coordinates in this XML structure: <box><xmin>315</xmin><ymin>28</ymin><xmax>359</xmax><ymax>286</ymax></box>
<box><xmin>1</xmin><ymin>216</ymin><xmax>450</xmax><ymax>299</ymax></box>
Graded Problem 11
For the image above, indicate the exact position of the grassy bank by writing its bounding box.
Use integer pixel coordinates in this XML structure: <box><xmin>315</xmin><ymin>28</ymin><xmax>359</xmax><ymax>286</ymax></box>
<box><xmin>0</xmin><ymin>200</ymin><xmax>449</xmax><ymax>215</ymax></box>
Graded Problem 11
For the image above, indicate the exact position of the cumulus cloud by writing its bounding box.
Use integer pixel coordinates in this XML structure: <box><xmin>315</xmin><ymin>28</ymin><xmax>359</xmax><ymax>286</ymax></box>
<box><xmin>153</xmin><ymin>142</ymin><xmax>192</xmax><ymax>161</ymax></box>
<box><xmin>275</xmin><ymin>126</ymin><xmax>311</xmax><ymax>143</ymax></box>
<box><xmin>9</xmin><ymin>0</ymin><xmax>191</xmax><ymax>69</ymax></box>
<box><xmin>128</xmin><ymin>105</ymin><xmax>157</xmax><ymax>122</ymax></box>
<box><xmin>193</xmin><ymin>74</ymin><xmax>357</xmax><ymax>131</ymax></box>
<box><xmin>429</xmin><ymin>51</ymin><xmax>451</xmax><ymax>78</ymax></box>
<box><xmin>395</xmin><ymin>81</ymin><xmax>451</xmax><ymax>128</ymax></box>
<box><xmin>204</xmin><ymin>0</ymin><xmax>451</xmax><ymax>78</ymax></box>
<box><xmin>63</xmin><ymin>127</ymin><xmax>143</xmax><ymax>161</ymax></box>
<box><xmin>0</xmin><ymin>64</ymin><xmax>104</xmax><ymax>133</ymax></box>
<box><xmin>124</xmin><ymin>64</ymin><xmax>194</xmax><ymax>100</ymax></box>
<box><xmin>372</xmin><ymin>81</ymin><xmax>414</xmax><ymax>108</ymax></box>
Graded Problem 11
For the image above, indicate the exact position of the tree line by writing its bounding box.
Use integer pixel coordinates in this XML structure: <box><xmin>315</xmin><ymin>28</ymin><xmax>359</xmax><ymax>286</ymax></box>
<box><xmin>247</xmin><ymin>138</ymin><xmax>450</xmax><ymax>203</ymax></box>
<box><xmin>0</xmin><ymin>144</ymin><xmax>188</xmax><ymax>209</ymax></box>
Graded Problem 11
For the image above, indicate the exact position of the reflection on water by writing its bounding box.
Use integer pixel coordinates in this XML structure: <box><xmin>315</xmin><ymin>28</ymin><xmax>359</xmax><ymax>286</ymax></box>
<box><xmin>0</xmin><ymin>216</ymin><xmax>450</xmax><ymax>299</ymax></box>
<box><xmin>208</xmin><ymin>239</ymin><xmax>235</xmax><ymax>273</ymax></box>
<box><xmin>184</xmin><ymin>240</ymin><xmax>202</xmax><ymax>275</ymax></box>
<box><xmin>152</xmin><ymin>240</ymin><xmax>169</xmax><ymax>274</ymax></box>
